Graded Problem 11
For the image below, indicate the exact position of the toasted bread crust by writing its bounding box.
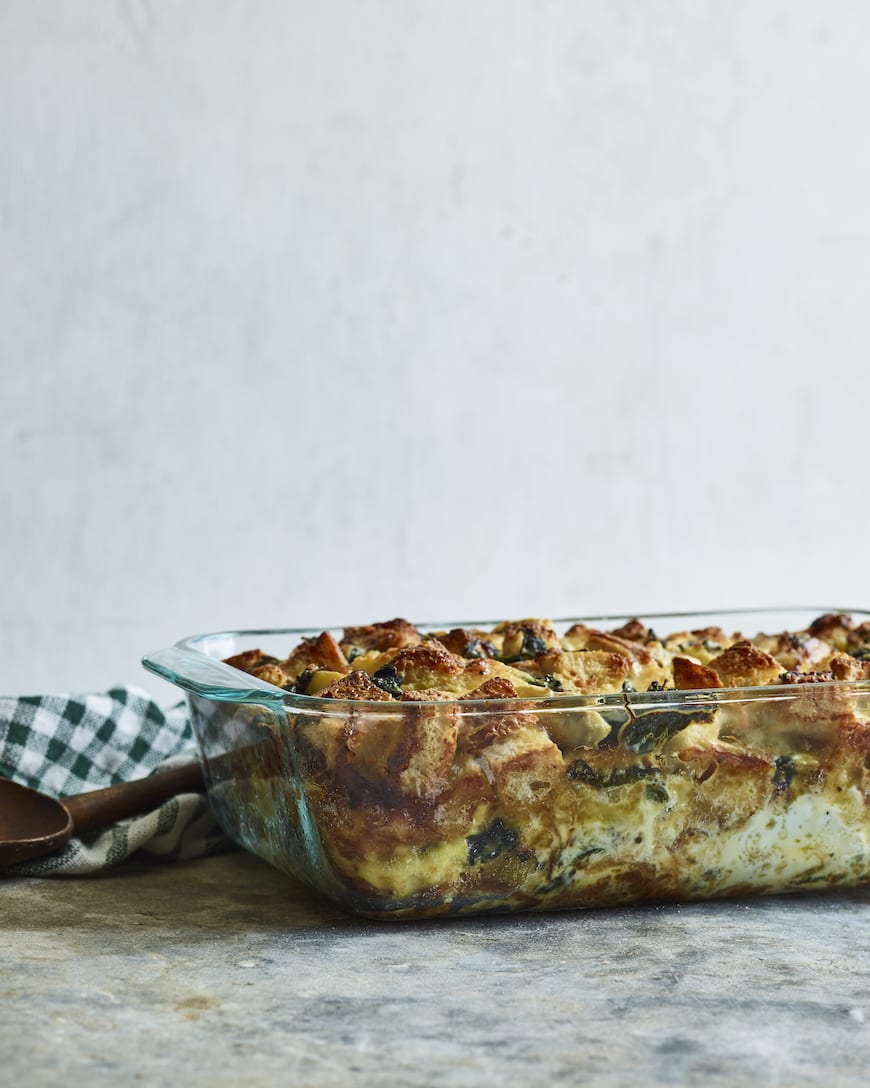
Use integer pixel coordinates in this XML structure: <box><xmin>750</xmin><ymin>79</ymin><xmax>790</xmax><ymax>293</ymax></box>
<box><xmin>282</xmin><ymin>631</ymin><xmax>349</xmax><ymax>679</ymax></box>
<box><xmin>340</xmin><ymin>618</ymin><xmax>422</xmax><ymax>656</ymax></box>
<box><xmin>226</xmin><ymin>614</ymin><xmax>870</xmax><ymax>701</ymax></box>
<box><xmin>437</xmin><ymin>628</ymin><xmax>498</xmax><ymax>659</ymax></box>
<box><xmin>251</xmin><ymin>663</ymin><xmax>291</xmax><ymax>688</ymax></box>
<box><xmin>320</xmin><ymin>670</ymin><xmax>392</xmax><ymax>701</ymax></box>
<box><xmin>225</xmin><ymin>649</ymin><xmax>277</xmax><ymax>673</ymax></box>
<box><xmin>707</xmin><ymin>640</ymin><xmax>781</xmax><ymax>687</ymax></box>
<box><xmin>460</xmin><ymin>677</ymin><xmax>519</xmax><ymax>701</ymax></box>
<box><xmin>672</xmin><ymin>656</ymin><xmax>722</xmax><ymax>690</ymax></box>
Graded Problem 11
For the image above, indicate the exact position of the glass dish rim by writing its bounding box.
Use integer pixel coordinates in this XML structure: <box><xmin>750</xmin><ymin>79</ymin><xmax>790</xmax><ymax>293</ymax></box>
<box><xmin>142</xmin><ymin>605</ymin><xmax>870</xmax><ymax>712</ymax></box>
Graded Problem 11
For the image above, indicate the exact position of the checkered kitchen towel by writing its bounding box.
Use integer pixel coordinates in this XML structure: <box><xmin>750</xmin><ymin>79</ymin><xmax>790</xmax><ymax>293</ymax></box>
<box><xmin>0</xmin><ymin>686</ymin><xmax>230</xmax><ymax>876</ymax></box>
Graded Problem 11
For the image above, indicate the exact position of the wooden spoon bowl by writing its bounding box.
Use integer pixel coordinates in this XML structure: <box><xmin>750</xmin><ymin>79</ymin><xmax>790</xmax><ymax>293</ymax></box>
<box><xmin>0</xmin><ymin>761</ymin><xmax>205</xmax><ymax>866</ymax></box>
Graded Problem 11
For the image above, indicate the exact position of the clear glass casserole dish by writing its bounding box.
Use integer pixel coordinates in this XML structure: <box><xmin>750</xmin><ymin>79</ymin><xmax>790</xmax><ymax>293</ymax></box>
<box><xmin>143</xmin><ymin>608</ymin><xmax>870</xmax><ymax>920</ymax></box>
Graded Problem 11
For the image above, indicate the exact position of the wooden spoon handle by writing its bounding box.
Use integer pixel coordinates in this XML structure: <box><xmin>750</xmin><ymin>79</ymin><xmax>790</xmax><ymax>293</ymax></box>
<box><xmin>62</xmin><ymin>761</ymin><xmax>206</xmax><ymax>836</ymax></box>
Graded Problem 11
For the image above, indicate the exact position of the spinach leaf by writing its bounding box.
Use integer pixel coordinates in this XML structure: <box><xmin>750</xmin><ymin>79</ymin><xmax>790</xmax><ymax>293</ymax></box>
<box><xmin>644</xmin><ymin>782</ymin><xmax>670</xmax><ymax>804</ymax></box>
<box><xmin>371</xmin><ymin>664</ymin><xmax>403</xmax><ymax>699</ymax></box>
<box><xmin>289</xmin><ymin>669</ymin><xmax>314</xmax><ymax>695</ymax></box>
<box><xmin>502</xmin><ymin>630</ymin><xmax>549</xmax><ymax>663</ymax></box>
<box><xmin>621</xmin><ymin>705</ymin><xmax>717</xmax><ymax>753</ymax></box>
<box><xmin>567</xmin><ymin>760</ymin><xmax>661</xmax><ymax>788</ymax></box>
<box><xmin>465</xmin><ymin>638</ymin><xmax>497</xmax><ymax>660</ymax></box>
<box><xmin>466</xmin><ymin>819</ymin><xmax>519</xmax><ymax>865</ymax></box>
<box><xmin>773</xmin><ymin>755</ymin><xmax>796</xmax><ymax>791</ymax></box>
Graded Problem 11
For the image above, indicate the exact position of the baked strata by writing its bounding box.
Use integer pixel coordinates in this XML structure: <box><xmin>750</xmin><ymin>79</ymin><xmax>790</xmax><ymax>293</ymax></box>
<box><xmin>222</xmin><ymin>613</ymin><xmax>870</xmax><ymax>917</ymax></box>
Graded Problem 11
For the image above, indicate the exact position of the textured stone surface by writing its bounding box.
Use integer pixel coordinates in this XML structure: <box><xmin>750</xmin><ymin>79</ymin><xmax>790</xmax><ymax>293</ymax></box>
<box><xmin>3</xmin><ymin>853</ymin><xmax>870</xmax><ymax>1085</ymax></box>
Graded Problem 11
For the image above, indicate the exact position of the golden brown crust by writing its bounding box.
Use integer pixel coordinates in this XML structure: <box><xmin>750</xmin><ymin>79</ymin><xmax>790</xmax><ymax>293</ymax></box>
<box><xmin>589</xmin><ymin>630</ymin><xmax>658</xmax><ymax>666</ymax></box>
<box><xmin>460</xmin><ymin>677</ymin><xmax>519</xmax><ymax>701</ymax></box>
<box><xmin>609</xmin><ymin>618</ymin><xmax>649</xmax><ymax>641</ymax></box>
<box><xmin>672</xmin><ymin>656</ymin><xmax>722</xmax><ymax>691</ymax></box>
<box><xmin>707</xmin><ymin>640</ymin><xmax>782</xmax><ymax>687</ymax></box>
<box><xmin>532</xmin><ymin>650</ymin><xmax>629</xmax><ymax>694</ymax></box>
<box><xmin>807</xmin><ymin>612</ymin><xmax>853</xmax><ymax>649</ymax></box>
<box><xmin>225</xmin><ymin>613</ymin><xmax>870</xmax><ymax>702</ymax></box>
<box><xmin>400</xmin><ymin>688</ymin><xmax>454</xmax><ymax>702</ymax></box>
<box><xmin>437</xmin><ymin>628</ymin><xmax>498</xmax><ymax>659</ymax></box>
<box><xmin>225</xmin><ymin>649</ymin><xmax>276</xmax><ymax>673</ymax></box>
<box><xmin>564</xmin><ymin>625</ymin><xmax>660</xmax><ymax>670</ymax></box>
<box><xmin>762</xmin><ymin>633</ymin><xmax>830</xmax><ymax>672</ymax></box>
<box><xmin>830</xmin><ymin>652</ymin><xmax>870</xmax><ymax>682</ymax></box>
<box><xmin>459</xmin><ymin>711</ymin><xmax>528</xmax><ymax>756</ymax></box>
<box><xmin>251</xmin><ymin>657</ymin><xmax>291</xmax><ymax>683</ymax></box>
<box><xmin>340</xmin><ymin>618</ymin><xmax>422</xmax><ymax>656</ymax></box>
<box><xmin>386</xmin><ymin>641</ymin><xmax>466</xmax><ymax>690</ymax></box>
<box><xmin>282</xmin><ymin>631</ymin><xmax>349</xmax><ymax>679</ymax></box>
<box><xmin>320</xmin><ymin>671</ymin><xmax>392</xmax><ymax>701</ymax></box>
<box><xmin>497</xmin><ymin>620</ymin><xmax>561</xmax><ymax>659</ymax></box>
<box><xmin>251</xmin><ymin>663</ymin><xmax>291</xmax><ymax>688</ymax></box>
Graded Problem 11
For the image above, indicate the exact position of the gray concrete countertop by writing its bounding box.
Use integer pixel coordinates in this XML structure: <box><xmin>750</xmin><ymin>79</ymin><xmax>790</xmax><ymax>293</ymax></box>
<box><xmin>3</xmin><ymin>852</ymin><xmax>870</xmax><ymax>1087</ymax></box>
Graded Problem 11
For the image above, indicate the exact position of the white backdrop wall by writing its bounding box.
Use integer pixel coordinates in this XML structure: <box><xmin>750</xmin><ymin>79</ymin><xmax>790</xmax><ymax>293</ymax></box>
<box><xmin>2</xmin><ymin>2</ymin><xmax>869</xmax><ymax>698</ymax></box>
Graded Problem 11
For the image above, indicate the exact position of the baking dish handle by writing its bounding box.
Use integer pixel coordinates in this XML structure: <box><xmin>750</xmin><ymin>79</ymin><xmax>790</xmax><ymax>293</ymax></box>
<box><xmin>142</xmin><ymin>644</ymin><xmax>284</xmax><ymax>703</ymax></box>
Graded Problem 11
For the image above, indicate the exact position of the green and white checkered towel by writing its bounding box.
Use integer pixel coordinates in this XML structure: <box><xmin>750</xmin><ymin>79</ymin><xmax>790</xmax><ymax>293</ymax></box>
<box><xmin>0</xmin><ymin>686</ymin><xmax>230</xmax><ymax>876</ymax></box>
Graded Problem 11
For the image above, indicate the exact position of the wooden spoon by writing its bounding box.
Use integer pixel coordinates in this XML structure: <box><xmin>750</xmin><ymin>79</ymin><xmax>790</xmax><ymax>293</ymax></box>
<box><xmin>0</xmin><ymin>761</ymin><xmax>205</xmax><ymax>866</ymax></box>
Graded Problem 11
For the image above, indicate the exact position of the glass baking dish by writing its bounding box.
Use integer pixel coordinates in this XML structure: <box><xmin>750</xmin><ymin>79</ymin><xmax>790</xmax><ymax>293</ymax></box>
<box><xmin>143</xmin><ymin>608</ymin><xmax>870</xmax><ymax>920</ymax></box>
